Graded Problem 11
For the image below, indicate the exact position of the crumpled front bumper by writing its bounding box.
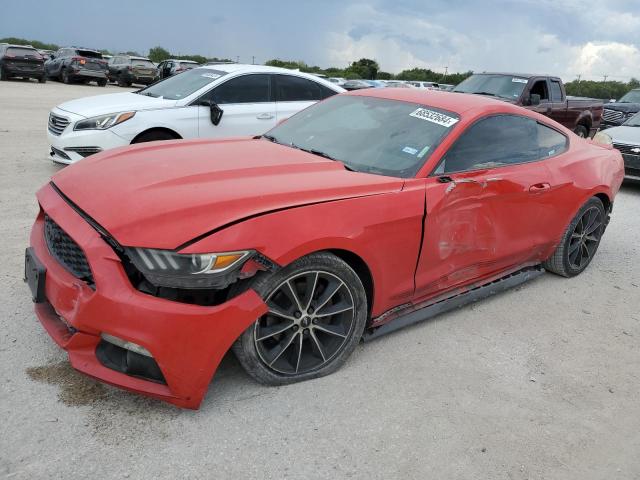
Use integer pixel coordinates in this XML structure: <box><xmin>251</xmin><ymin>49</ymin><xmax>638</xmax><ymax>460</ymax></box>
<box><xmin>29</xmin><ymin>184</ymin><xmax>267</xmax><ymax>409</ymax></box>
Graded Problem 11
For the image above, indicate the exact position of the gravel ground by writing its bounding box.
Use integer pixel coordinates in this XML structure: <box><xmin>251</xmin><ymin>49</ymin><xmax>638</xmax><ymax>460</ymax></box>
<box><xmin>1</xmin><ymin>79</ymin><xmax>639</xmax><ymax>480</ymax></box>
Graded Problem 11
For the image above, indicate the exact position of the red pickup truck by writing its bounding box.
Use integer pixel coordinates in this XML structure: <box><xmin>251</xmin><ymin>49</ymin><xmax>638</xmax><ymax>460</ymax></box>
<box><xmin>453</xmin><ymin>73</ymin><xmax>603</xmax><ymax>137</ymax></box>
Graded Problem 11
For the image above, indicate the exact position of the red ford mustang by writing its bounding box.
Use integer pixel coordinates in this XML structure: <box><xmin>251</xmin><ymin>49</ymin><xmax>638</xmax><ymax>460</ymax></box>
<box><xmin>25</xmin><ymin>89</ymin><xmax>624</xmax><ymax>409</ymax></box>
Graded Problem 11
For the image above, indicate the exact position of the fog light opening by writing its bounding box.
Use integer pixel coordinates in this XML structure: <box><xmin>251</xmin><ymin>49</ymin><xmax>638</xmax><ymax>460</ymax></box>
<box><xmin>101</xmin><ymin>333</ymin><xmax>152</xmax><ymax>358</ymax></box>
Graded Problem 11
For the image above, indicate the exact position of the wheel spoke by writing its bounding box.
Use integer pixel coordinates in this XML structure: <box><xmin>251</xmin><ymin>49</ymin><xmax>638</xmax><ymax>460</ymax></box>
<box><xmin>267</xmin><ymin>331</ymin><xmax>299</xmax><ymax>366</ymax></box>
<box><xmin>285</xmin><ymin>280</ymin><xmax>305</xmax><ymax>312</ymax></box>
<box><xmin>568</xmin><ymin>238</ymin><xmax>582</xmax><ymax>255</ymax></box>
<box><xmin>584</xmin><ymin>209</ymin><xmax>597</xmax><ymax>233</ymax></box>
<box><xmin>313</xmin><ymin>323</ymin><xmax>347</xmax><ymax>339</ymax></box>
<box><xmin>585</xmin><ymin>219</ymin><xmax>602</xmax><ymax>235</ymax></box>
<box><xmin>315</xmin><ymin>279</ymin><xmax>345</xmax><ymax>313</ymax></box>
<box><xmin>314</xmin><ymin>302</ymin><xmax>354</xmax><ymax>317</ymax></box>
<box><xmin>309</xmin><ymin>329</ymin><xmax>326</xmax><ymax>362</ymax></box>
<box><xmin>294</xmin><ymin>332</ymin><xmax>303</xmax><ymax>373</ymax></box>
<box><xmin>267</xmin><ymin>306</ymin><xmax>297</xmax><ymax>322</ymax></box>
<box><xmin>304</xmin><ymin>272</ymin><xmax>319</xmax><ymax>311</ymax></box>
<box><xmin>256</xmin><ymin>321</ymin><xmax>295</xmax><ymax>342</ymax></box>
<box><xmin>569</xmin><ymin>241</ymin><xmax>582</xmax><ymax>265</ymax></box>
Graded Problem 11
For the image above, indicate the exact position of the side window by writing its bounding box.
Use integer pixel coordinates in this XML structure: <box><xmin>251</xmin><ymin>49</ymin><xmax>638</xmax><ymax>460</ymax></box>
<box><xmin>275</xmin><ymin>75</ymin><xmax>323</xmax><ymax>102</ymax></box>
<box><xmin>550</xmin><ymin>81</ymin><xmax>563</xmax><ymax>102</ymax></box>
<box><xmin>536</xmin><ymin>122</ymin><xmax>568</xmax><ymax>157</ymax></box>
<box><xmin>318</xmin><ymin>84</ymin><xmax>338</xmax><ymax>99</ymax></box>
<box><xmin>530</xmin><ymin>80</ymin><xmax>549</xmax><ymax>101</ymax></box>
<box><xmin>439</xmin><ymin>115</ymin><xmax>540</xmax><ymax>173</ymax></box>
<box><xmin>209</xmin><ymin>74</ymin><xmax>270</xmax><ymax>104</ymax></box>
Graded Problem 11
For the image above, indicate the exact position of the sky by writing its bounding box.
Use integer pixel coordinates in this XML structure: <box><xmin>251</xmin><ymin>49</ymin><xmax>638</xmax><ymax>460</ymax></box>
<box><xmin>1</xmin><ymin>0</ymin><xmax>639</xmax><ymax>81</ymax></box>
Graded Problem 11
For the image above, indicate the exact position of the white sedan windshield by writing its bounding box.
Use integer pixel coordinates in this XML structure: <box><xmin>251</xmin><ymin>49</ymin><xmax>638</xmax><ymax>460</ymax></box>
<box><xmin>137</xmin><ymin>69</ymin><xmax>228</xmax><ymax>100</ymax></box>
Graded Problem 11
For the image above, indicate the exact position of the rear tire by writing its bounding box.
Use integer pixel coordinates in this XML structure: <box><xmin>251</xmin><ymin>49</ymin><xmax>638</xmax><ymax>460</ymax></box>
<box><xmin>97</xmin><ymin>79</ymin><xmax>107</xmax><ymax>87</ymax></box>
<box><xmin>38</xmin><ymin>76</ymin><xmax>46</xmax><ymax>84</ymax></box>
<box><xmin>117</xmin><ymin>74</ymin><xmax>131</xmax><ymax>87</ymax></box>
<box><xmin>131</xmin><ymin>130</ymin><xmax>178</xmax><ymax>144</ymax></box>
<box><xmin>543</xmin><ymin>197</ymin><xmax>606</xmax><ymax>277</ymax></box>
<box><xmin>0</xmin><ymin>68</ymin><xmax>8</xmax><ymax>81</ymax></box>
<box><xmin>574</xmin><ymin>125</ymin><xmax>589</xmax><ymax>138</ymax></box>
<box><xmin>233</xmin><ymin>252</ymin><xmax>368</xmax><ymax>386</ymax></box>
<box><xmin>61</xmin><ymin>68</ymin><xmax>70</xmax><ymax>84</ymax></box>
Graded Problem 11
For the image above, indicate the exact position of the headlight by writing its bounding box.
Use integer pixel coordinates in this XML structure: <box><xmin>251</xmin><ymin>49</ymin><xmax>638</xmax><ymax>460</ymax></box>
<box><xmin>592</xmin><ymin>131</ymin><xmax>613</xmax><ymax>146</ymax></box>
<box><xmin>74</xmin><ymin>111</ymin><xmax>135</xmax><ymax>131</ymax></box>
<box><xmin>126</xmin><ymin>248</ymin><xmax>253</xmax><ymax>289</ymax></box>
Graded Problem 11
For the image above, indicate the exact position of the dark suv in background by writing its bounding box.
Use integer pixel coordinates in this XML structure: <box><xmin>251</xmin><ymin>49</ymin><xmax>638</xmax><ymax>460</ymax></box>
<box><xmin>156</xmin><ymin>59</ymin><xmax>199</xmax><ymax>80</ymax></box>
<box><xmin>601</xmin><ymin>89</ymin><xmax>640</xmax><ymax>129</ymax></box>
<box><xmin>0</xmin><ymin>44</ymin><xmax>46</xmax><ymax>82</ymax></box>
<box><xmin>107</xmin><ymin>55</ymin><xmax>156</xmax><ymax>87</ymax></box>
<box><xmin>45</xmin><ymin>47</ymin><xmax>108</xmax><ymax>86</ymax></box>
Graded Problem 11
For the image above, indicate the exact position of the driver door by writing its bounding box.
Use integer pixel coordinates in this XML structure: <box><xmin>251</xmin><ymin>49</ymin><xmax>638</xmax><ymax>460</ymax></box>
<box><xmin>196</xmin><ymin>73</ymin><xmax>276</xmax><ymax>139</ymax></box>
<box><xmin>414</xmin><ymin>114</ymin><xmax>560</xmax><ymax>302</ymax></box>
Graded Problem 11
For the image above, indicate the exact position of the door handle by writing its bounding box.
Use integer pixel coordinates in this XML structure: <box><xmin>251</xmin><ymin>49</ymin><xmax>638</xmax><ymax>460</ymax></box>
<box><xmin>256</xmin><ymin>113</ymin><xmax>274</xmax><ymax>120</ymax></box>
<box><xmin>529</xmin><ymin>182</ymin><xmax>551</xmax><ymax>193</ymax></box>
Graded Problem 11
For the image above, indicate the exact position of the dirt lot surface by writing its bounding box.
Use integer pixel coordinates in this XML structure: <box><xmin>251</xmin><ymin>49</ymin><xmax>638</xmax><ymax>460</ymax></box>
<box><xmin>1</xmin><ymin>79</ymin><xmax>639</xmax><ymax>479</ymax></box>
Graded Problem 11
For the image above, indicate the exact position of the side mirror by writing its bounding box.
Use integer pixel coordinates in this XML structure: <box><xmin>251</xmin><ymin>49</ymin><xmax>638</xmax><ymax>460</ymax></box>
<box><xmin>201</xmin><ymin>100</ymin><xmax>223</xmax><ymax>125</ymax></box>
<box><xmin>609</xmin><ymin>99</ymin><xmax>617</xmax><ymax>103</ymax></box>
<box><xmin>529</xmin><ymin>93</ymin><xmax>541</xmax><ymax>106</ymax></box>
<box><xmin>49</xmin><ymin>54</ymin><xmax>54</xmax><ymax>60</ymax></box>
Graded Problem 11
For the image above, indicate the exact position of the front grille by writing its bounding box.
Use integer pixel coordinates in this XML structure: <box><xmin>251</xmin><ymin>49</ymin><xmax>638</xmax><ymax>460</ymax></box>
<box><xmin>602</xmin><ymin>109</ymin><xmax>625</xmax><ymax>125</ymax></box>
<box><xmin>64</xmin><ymin>146</ymin><xmax>102</xmax><ymax>158</ymax></box>
<box><xmin>48</xmin><ymin>113</ymin><xmax>70</xmax><ymax>136</ymax></box>
<box><xmin>613</xmin><ymin>143</ymin><xmax>640</xmax><ymax>157</ymax></box>
<box><xmin>44</xmin><ymin>215</ymin><xmax>93</xmax><ymax>283</ymax></box>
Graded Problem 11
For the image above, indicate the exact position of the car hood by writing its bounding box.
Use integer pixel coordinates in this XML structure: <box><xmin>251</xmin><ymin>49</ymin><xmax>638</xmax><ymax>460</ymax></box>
<box><xmin>51</xmin><ymin>138</ymin><xmax>404</xmax><ymax>249</ymax></box>
<box><xmin>56</xmin><ymin>92</ymin><xmax>177</xmax><ymax>118</ymax></box>
<box><xmin>604</xmin><ymin>103</ymin><xmax>640</xmax><ymax>114</ymax></box>
<box><xmin>605</xmin><ymin>125</ymin><xmax>640</xmax><ymax>145</ymax></box>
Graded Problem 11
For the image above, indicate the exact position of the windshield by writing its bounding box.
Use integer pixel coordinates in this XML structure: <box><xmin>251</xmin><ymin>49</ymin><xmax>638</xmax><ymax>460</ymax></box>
<box><xmin>454</xmin><ymin>74</ymin><xmax>527</xmax><ymax>99</ymax></box>
<box><xmin>618</xmin><ymin>90</ymin><xmax>640</xmax><ymax>103</ymax></box>
<box><xmin>265</xmin><ymin>95</ymin><xmax>459</xmax><ymax>178</ymax></box>
<box><xmin>624</xmin><ymin>112</ymin><xmax>640</xmax><ymax>126</ymax></box>
<box><xmin>137</xmin><ymin>68</ymin><xmax>227</xmax><ymax>100</ymax></box>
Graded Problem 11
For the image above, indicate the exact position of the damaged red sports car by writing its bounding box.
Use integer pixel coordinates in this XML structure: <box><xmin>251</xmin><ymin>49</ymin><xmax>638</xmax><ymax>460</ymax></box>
<box><xmin>25</xmin><ymin>89</ymin><xmax>625</xmax><ymax>409</ymax></box>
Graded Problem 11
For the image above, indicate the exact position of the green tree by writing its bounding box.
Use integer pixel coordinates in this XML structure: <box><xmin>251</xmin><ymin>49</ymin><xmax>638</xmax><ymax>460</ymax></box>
<box><xmin>148</xmin><ymin>46</ymin><xmax>171</xmax><ymax>63</ymax></box>
<box><xmin>376</xmin><ymin>71</ymin><xmax>393</xmax><ymax>80</ymax></box>
<box><xmin>0</xmin><ymin>37</ymin><xmax>59</xmax><ymax>51</ymax></box>
<box><xmin>344</xmin><ymin>58</ymin><xmax>379</xmax><ymax>79</ymax></box>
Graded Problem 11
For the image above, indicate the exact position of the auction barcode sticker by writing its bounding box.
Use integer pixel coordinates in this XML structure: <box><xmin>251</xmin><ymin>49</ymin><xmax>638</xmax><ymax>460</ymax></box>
<box><xmin>409</xmin><ymin>108</ymin><xmax>459</xmax><ymax>128</ymax></box>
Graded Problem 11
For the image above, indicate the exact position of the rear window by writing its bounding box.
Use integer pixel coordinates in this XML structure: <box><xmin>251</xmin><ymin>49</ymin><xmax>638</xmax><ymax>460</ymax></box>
<box><xmin>6</xmin><ymin>47</ymin><xmax>40</xmax><ymax>57</ymax></box>
<box><xmin>75</xmin><ymin>50</ymin><xmax>102</xmax><ymax>59</ymax></box>
<box><xmin>132</xmin><ymin>59</ymin><xmax>155</xmax><ymax>67</ymax></box>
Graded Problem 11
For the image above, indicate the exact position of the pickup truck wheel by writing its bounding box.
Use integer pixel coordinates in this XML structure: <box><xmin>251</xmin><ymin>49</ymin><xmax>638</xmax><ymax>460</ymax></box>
<box><xmin>574</xmin><ymin>125</ymin><xmax>588</xmax><ymax>138</ymax></box>
<box><xmin>543</xmin><ymin>197</ymin><xmax>605</xmax><ymax>277</ymax></box>
<box><xmin>233</xmin><ymin>252</ymin><xmax>368</xmax><ymax>385</ymax></box>
<box><xmin>61</xmin><ymin>68</ymin><xmax>70</xmax><ymax>84</ymax></box>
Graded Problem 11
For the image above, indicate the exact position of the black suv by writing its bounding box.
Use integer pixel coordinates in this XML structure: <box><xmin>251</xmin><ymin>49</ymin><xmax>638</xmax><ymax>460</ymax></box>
<box><xmin>107</xmin><ymin>55</ymin><xmax>157</xmax><ymax>87</ymax></box>
<box><xmin>601</xmin><ymin>89</ymin><xmax>640</xmax><ymax>129</ymax></box>
<box><xmin>44</xmin><ymin>47</ymin><xmax>108</xmax><ymax>86</ymax></box>
<box><xmin>0</xmin><ymin>44</ymin><xmax>46</xmax><ymax>82</ymax></box>
<box><xmin>155</xmin><ymin>59</ymin><xmax>199</xmax><ymax>80</ymax></box>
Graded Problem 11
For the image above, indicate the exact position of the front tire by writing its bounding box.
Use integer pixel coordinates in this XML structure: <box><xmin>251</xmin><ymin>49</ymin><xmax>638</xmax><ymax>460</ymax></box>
<box><xmin>233</xmin><ymin>252</ymin><xmax>368</xmax><ymax>385</ymax></box>
<box><xmin>543</xmin><ymin>197</ymin><xmax>606</xmax><ymax>277</ymax></box>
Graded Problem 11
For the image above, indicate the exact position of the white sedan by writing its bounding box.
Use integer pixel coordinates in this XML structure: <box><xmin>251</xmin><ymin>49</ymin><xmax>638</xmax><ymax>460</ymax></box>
<box><xmin>47</xmin><ymin>64</ymin><xmax>345</xmax><ymax>164</ymax></box>
<box><xmin>605</xmin><ymin>111</ymin><xmax>640</xmax><ymax>181</ymax></box>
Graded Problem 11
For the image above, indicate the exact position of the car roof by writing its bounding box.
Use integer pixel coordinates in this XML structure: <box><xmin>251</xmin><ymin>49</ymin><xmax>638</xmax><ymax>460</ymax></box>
<box><xmin>349</xmin><ymin>88</ymin><xmax>523</xmax><ymax>116</ymax></box>
<box><xmin>474</xmin><ymin>72</ymin><xmax>559</xmax><ymax>80</ymax></box>
<box><xmin>194</xmin><ymin>64</ymin><xmax>346</xmax><ymax>90</ymax></box>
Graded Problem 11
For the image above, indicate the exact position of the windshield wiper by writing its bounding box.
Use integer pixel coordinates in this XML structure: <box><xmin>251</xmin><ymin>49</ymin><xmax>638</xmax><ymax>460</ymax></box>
<box><xmin>262</xmin><ymin>134</ymin><xmax>280</xmax><ymax>143</ymax></box>
<box><xmin>474</xmin><ymin>91</ymin><xmax>498</xmax><ymax>97</ymax></box>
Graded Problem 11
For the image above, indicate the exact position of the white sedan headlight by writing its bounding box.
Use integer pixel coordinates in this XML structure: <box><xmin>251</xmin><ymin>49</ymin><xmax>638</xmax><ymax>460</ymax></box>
<box><xmin>74</xmin><ymin>112</ymin><xmax>135</xmax><ymax>131</ymax></box>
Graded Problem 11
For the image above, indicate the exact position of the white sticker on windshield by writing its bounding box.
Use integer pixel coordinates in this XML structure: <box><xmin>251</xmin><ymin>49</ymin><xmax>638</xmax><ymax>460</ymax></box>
<box><xmin>409</xmin><ymin>108</ymin><xmax>459</xmax><ymax>128</ymax></box>
<box><xmin>201</xmin><ymin>73</ymin><xmax>221</xmax><ymax>79</ymax></box>
<box><xmin>512</xmin><ymin>77</ymin><xmax>528</xmax><ymax>83</ymax></box>
<box><xmin>402</xmin><ymin>146</ymin><xmax>418</xmax><ymax>155</ymax></box>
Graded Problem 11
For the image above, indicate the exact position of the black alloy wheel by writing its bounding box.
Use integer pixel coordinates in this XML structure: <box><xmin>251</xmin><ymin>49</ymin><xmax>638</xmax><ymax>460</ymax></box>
<box><xmin>233</xmin><ymin>252</ymin><xmax>368</xmax><ymax>385</ymax></box>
